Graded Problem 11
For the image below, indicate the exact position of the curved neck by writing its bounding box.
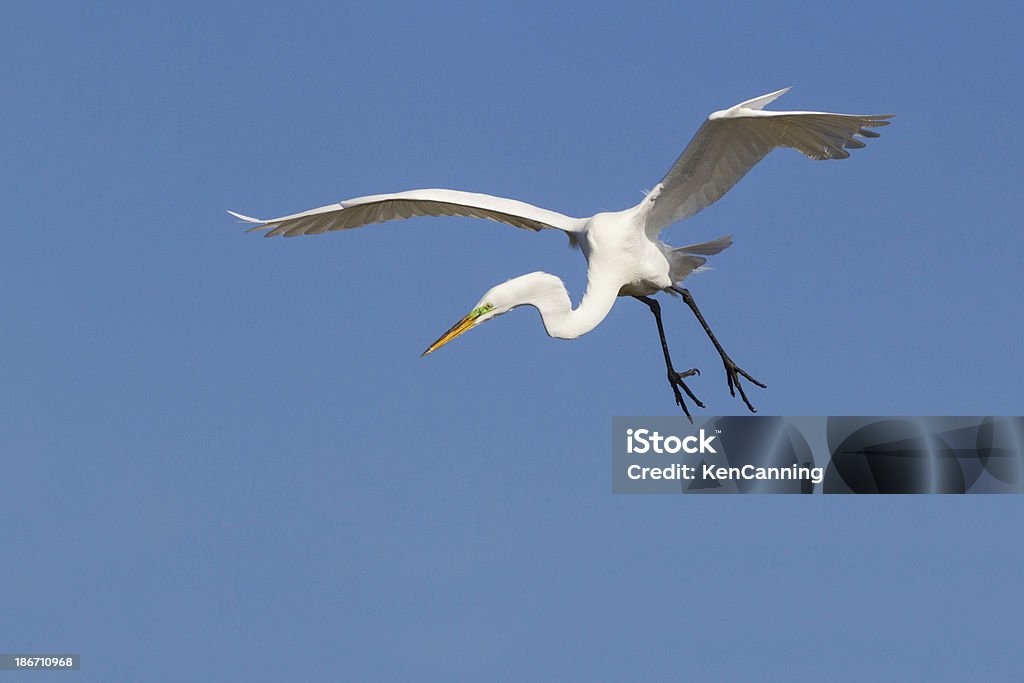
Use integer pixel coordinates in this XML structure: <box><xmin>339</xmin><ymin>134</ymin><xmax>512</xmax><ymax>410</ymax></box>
<box><xmin>521</xmin><ymin>272</ymin><xmax>620</xmax><ymax>340</ymax></box>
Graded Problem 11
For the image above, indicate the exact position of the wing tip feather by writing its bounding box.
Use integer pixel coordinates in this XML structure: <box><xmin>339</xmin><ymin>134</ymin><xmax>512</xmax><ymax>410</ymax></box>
<box><xmin>227</xmin><ymin>210</ymin><xmax>266</xmax><ymax>224</ymax></box>
<box><xmin>740</xmin><ymin>86</ymin><xmax>792</xmax><ymax>110</ymax></box>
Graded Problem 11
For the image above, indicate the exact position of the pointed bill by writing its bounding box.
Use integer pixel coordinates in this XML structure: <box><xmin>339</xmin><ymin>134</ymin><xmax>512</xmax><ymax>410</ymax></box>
<box><xmin>421</xmin><ymin>313</ymin><xmax>477</xmax><ymax>357</ymax></box>
<box><xmin>421</xmin><ymin>303</ymin><xmax>494</xmax><ymax>357</ymax></box>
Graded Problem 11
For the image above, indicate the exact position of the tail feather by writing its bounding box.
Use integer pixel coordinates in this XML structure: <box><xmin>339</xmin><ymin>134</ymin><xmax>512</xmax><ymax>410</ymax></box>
<box><xmin>675</xmin><ymin>234</ymin><xmax>733</xmax><ymax>256</ymax></box>
<box><xmin>667</xmin><ymin>252</ymin><xmax>707</xmax><ymax>284</ymax></box>
<box><xmin>668</xmin><ymin>233</ymin><xmax>732</xmax><ymax>284</ymax></box>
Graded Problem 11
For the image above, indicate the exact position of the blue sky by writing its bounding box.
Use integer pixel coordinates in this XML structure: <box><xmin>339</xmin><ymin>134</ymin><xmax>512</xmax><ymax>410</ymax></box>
<box><xmin>3</xmin><ymin>1</ymin><xmax>1022</xmax><ymax>680</ymax></box>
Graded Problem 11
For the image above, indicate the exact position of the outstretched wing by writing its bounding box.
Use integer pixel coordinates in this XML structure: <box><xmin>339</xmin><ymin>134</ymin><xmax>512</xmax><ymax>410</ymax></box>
<box><xmin>645</xmin><ymin>88</ymin><xmax>893</xmax><ymax>233</ymax></box>
<box><xmin>229</xmin><ymin>188</ymin><xmax>584</xmax><ymax>238</ymax></box>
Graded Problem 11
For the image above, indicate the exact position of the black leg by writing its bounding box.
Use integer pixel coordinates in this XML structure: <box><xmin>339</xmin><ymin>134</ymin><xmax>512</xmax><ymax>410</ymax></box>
<box><xmin>634</xmin><ymin>295</ymin><xmax>704</xmax><ymax>422</ymax></box>
<box><xmin>670</xmin><ymin>286</ymin><xmax>766</xmax><ymax>412</ymax></box>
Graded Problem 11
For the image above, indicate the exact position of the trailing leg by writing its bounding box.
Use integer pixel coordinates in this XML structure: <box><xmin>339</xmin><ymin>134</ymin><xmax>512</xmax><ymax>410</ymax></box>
<box><xmin>634</xmin><ymin>295</ymin><xmax>704</xmax><ymax>421</ymax></box>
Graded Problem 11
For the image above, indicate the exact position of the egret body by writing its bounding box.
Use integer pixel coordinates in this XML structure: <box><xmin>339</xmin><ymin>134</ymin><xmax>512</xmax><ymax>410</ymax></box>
<box><xmin>231</xmin><ymin>88</ymin><xmax>892</xmax><ymax>416</ymax></box>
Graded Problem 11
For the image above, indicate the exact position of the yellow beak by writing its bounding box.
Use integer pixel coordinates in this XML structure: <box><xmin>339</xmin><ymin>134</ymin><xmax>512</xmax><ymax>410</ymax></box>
<box><xmin>421</xmin><ymin>312</ymin><xmax>477</xmax><ymax>357</ymax></box>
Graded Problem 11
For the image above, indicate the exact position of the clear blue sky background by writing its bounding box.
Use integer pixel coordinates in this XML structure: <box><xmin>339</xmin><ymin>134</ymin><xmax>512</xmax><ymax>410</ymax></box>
<box><xmin>3</xmin><ymin>2</ymin><xmax>1022</xmax><ymax>680</ymax></box>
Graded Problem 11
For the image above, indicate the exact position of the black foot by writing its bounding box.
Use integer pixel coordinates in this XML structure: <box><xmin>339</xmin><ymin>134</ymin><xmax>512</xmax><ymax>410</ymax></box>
<box><xmin>721</xmin><ymin>357</ymin><xmax>766</xmax><ymax>413</ymax></box>
<box><xmin>668</xmin><ymin>367</ymin><xmax>704</xmax><ymax>422</ymax></box>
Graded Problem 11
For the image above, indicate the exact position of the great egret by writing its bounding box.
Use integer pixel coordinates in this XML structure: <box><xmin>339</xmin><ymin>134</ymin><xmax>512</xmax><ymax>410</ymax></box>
<box><xmin>231</xmin><ymin>88</ymin><xmax>891</xmax><ymax>418</ymax></box>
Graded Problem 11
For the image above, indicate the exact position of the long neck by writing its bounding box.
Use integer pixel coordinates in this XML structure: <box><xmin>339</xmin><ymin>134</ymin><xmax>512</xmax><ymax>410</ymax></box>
<box><xmin>522</xmin><ymin>271</ymin><xmax>620</xmax><ymax>340</ymax></box>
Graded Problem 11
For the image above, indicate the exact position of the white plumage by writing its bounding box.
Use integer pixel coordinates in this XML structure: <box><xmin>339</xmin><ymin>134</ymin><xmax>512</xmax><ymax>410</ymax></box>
<box><xmin>231</xmin><ymin>88</ymin><xmax>891</xmax><ymax>416</ymax></box>
<box><xmin>646</xmin><ymin>88</ymin><xmax>890</xmax><ymax>231</ymax></box>
<box><xmin>229</xmin><ymin>188</ymin><xmax>583</xmax><ymax>237</ymax></box>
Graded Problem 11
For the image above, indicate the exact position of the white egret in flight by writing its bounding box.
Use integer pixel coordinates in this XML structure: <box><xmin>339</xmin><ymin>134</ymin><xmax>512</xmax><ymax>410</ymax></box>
<box><xmin>231</xmin><ymin>88</ymin><xmax>891</xmax><ymax>418</ymax></box>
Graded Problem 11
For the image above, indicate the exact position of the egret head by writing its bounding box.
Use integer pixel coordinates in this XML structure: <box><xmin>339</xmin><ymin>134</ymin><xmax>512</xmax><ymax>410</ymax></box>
<box><xmin>420</xmin><ymin>274</ymin><xmax>559</xmax><ymax>356</ymax></box>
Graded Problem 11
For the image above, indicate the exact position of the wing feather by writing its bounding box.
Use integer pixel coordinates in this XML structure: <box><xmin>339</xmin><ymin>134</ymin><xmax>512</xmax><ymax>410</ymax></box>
<box><xmin>646</xmin><ymin>88</ymin><xmax>892</xmax><ymax>232</ymax></box>
<box><xmin>230</xmin><ymin>188</ymin><xmax>583</xmax><ymax>238</ymax></box>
